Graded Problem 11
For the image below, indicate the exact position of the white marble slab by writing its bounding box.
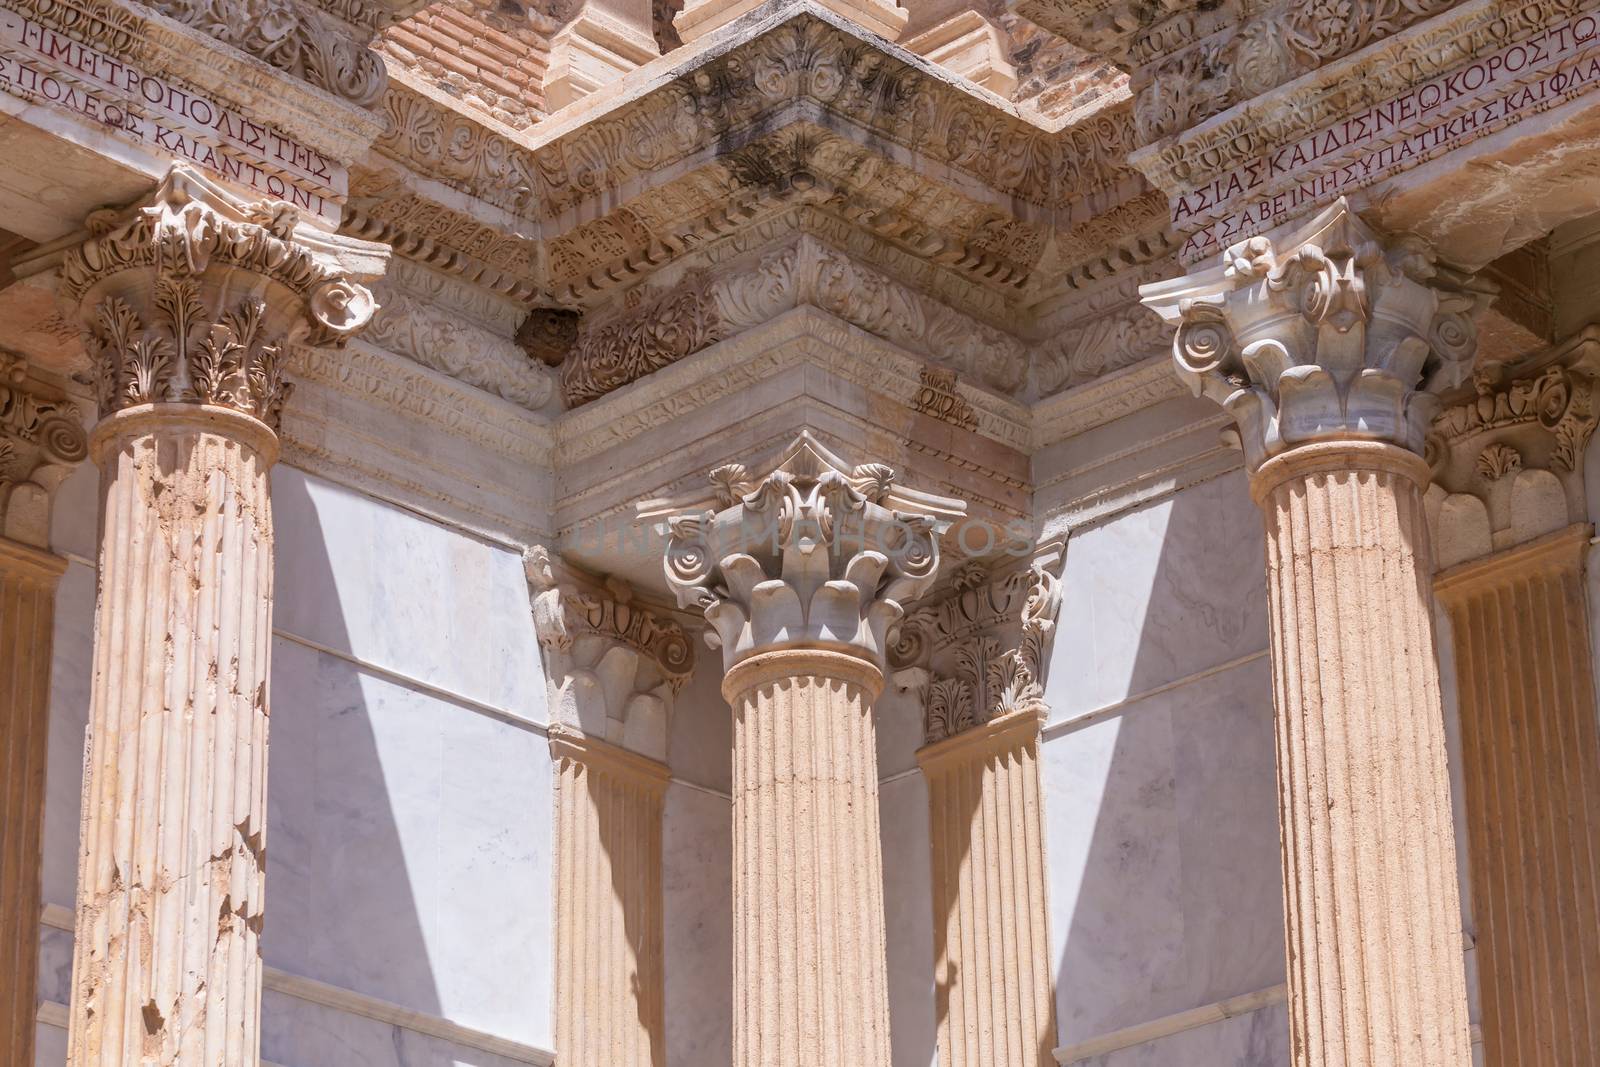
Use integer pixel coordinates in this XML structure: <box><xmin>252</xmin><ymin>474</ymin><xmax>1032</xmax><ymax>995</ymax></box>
<box><xmin>265</xmin><ymin>637</ymin><xmax>553</xmax><ymax>1049</ymax></box>
<box><xmin>1045</xmin><ymin>656</ymin><xmax>1283</xmax><ymax>1045</ymax></box>
<box><xmin>41</xmin><ymin>559</ymin><xmax>94</xmax><ymax>911</ymax></box>
<box><xmin>1074</xmin><ymin>999</ymin><xmax>1290</xmax><ymax>1067</ymax></box>
<box><xmin>272</xmin><ymin>467</ymin><xmax>547</xmax><ymax>722</ymax></box>
<box><xmin>663</xmin><ymin>782</ymin><xmax>732</xmax><ymax>1067</ymax></box>
<box><xmin>1045</xmin><ymin>471</ymin><xmax>1268</xmax><ymax>722</ymax></box>
<box><xmin>881</xmin><ymin>773</ymin><xmax>937</xmax><ymax>1067</ymax></box>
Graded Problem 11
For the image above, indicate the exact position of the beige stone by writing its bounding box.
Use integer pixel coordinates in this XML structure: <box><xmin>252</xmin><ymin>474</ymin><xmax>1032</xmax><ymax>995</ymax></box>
<box><xmin>1254</xmin><ymin>441</ymin><xmax>1472</xmax><ymax>1067</ymax></box>
<box><xmin>1435</xmin><ymin>526</ymin><xmax>1600</xmax><ymax>1065</ymax></box>
<box><xmin>903</xmin><ymin>9</ymin><xmax>1017</xmax><ymax>97</ymax></box>
<box><xmin>58</xmin><ymin>165</ymin><xmax>382</xmax><ymax>1066</ymax></box>
<box><xmin>658</xmin><ymin>435</ymin><xmax>958</xmax><ymax>1066</ymax></box>
<box><xmin>1144</xmin><ymin>203</ymin><xmax>1479</xmax><ymax>1066</ymax></box>
<box><xmin>916</xmin><ymin>707</ymin><xmax>1055</xmax><ymax>1067</ymax></box>
<box><xmin>550</xmin><ymin>726</ymin><xmax>670</xmax><ymax>1067</ymax></box>
<box><xmin>0</xmin><ymin>537</ymin><xmax>67</xmax><ymax>1067</ymax></box>
<box><xmin>545</xmin><ymin>0</ymin><xmax>660</xmax><ymax>110</ymax></box>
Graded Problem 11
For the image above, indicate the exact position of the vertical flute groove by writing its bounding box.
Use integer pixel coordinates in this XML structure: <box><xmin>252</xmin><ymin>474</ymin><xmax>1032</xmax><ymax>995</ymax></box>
<box><xmin>726</xmin><ymin>662</ymin><xmax>892</xmax><ymax>1067</ymax></box>
<box><xmin>917</xmin><ymin>710</ymin><xmax>1057</xmax><ymax>1067</ymax></box>
<box><xmin>67</xmin><ymin>415</ymin><xmax>276</xmax><ymax>1067</ymax></box>
<box><xmin>550</xmin><ymin>730</ymin><xmax>666</xmax><ymax>1067</ymax></box>
<box><xmin>1259</xmin><ymin>452</ymin><xmax>1471</xmax><ymax>1067</ymax></box>
<box><xmin>0</xmin><ymin>541</ymin><xmax>66</xmax><ymax>1067</ymax></box>
<box><xmin>1435</xmin><ymin>524</ymin><xmax>1600</xmax><ymax>1067</ymax></box>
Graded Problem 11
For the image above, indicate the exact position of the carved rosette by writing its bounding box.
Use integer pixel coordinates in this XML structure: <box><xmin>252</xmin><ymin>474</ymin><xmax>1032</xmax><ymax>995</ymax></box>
<box><xmin>61</xmin><ymin>165</ymin><xmax>382</xmax><ymax>433</ymax></box>
<box><xmin>528</xmin><ymin>547</ymin><xmax>694</xmax><ymax>760</ymax></box>
<box><xmin>892</xmin><ymin>550</ymin><xmax>1064</xmax><ymax>745</ymax></box>
<box><xmin>1141</xmin><ymin>199</ymin><xmax>1494</xmax><ymax>476</ymax></box>
<box><xmin>0</xmin><ymin>354</ymin><xmax>89</xmax><ymax>548</ymax></box>
<box><xmin>660</xmin><ymin>437</ymin><xmax>954</xmax><ymax>673</ymax></box>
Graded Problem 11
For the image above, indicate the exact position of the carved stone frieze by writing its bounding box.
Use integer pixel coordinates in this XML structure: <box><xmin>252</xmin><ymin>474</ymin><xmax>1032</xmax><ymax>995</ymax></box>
<box><xmin>0</xmin><ymin>354</ymin><xmax>89</xmax><ymax>547</ymax></box>
<box><xmin>375</xmin><ymin>82</ymin><xmax>540</xmax><ymax>216</ymax></box>
<box><xmin>144</xmin><ymin>0</ymin><xmax>392</xmax><ymax>106</ymax></box>
<box><xmin>563</xmin><ymin>237</ymin><xmax>1030</xmax><ymax>406</ymax></box>
<box><xmin>61</xmin><ymin>166</ymin><xmax>385</xmax><ymax>431</ymax></box>
<box><xmin>1425</xmin><ymin>330</ymin><xmax>1600</xmax><ymax>566</ymax></box>
<box><xmin>527</xmin><ymin>545</ymin><xmax>693</xmax><ymax>759</ymax></box>
<box><xmin>1034</xmin><ymin>273</ymin><xmax>1172</xmax><ymax>396</ymax></box>
<box><xmin>890</xmin><ymin>546</ymin><xmax>1064</xmax><ymax>745</ymax></box>
<box><xmin>652</xmin><ymin>432</ymin><xmax>961</xmax><ymax>671</ymax></box>
<box><xmin>913</xmin><ymin>366</ymin><xmax>977</xmax><ymax>430</ymax></box>
<box><xmin>1141</xmin><ymin>199</ymin><xmax>1494</xmax><ymax>474</ymax></box>
<box><xmin>365</xmin><ymin>282</ymin><xmax>555</xmax><ymax>408</ymax></box>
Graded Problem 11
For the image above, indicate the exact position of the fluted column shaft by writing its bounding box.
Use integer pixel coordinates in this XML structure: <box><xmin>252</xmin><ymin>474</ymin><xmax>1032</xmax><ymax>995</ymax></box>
<box><xmin>1434</xmin><ymin>523</ymin><xmax>1600</xmax><ymax>1067</ymax></box>
<box><xmin>1256</xmin><ymin>441</ymin><xmax>1471</xmax><ymax>1067</ymax></box>
<box><xmin>67</xmin><ymin>405</ymin><xmax>276</xmax><ymax>1066</ymax></box>
<box><xmin>723</xmin><ymin>648</ymin><xmax>892</xmax><ymax>1067</ymax></box>
<box><xmin>551</xmin><ymin>727</ymin><xmax>668</xmax><ymax>1067</ymax></box>
<box><xmin>917</xmin><ymin>708</ymin><xmax>1054</xmax><ymax>1067</ymax></box>
<box><xmin>1</xmin><ymin>539</ymin><xmax>67</xmax><ymax>1066</ymax></box>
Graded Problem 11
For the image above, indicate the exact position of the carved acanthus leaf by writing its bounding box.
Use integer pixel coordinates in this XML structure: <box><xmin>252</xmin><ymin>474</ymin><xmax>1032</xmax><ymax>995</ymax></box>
<box><xmin>894</xmin><ymin>548</ymin><xmax>1065</xmax><ymax>745</ymax></box>
<box><xmin>365</xmin><ymin>285</ymin><xmax>555</xmax><ymax>409</ymax></box>
<box><xmin>63</xmin><ymin>165</ymin><xmax>383</xmax><ymax>429</ymax></box>
<box><xmin>0</xmin><ymin>353</ymin><xmax>89</xmax><ymax>548</ymax></box>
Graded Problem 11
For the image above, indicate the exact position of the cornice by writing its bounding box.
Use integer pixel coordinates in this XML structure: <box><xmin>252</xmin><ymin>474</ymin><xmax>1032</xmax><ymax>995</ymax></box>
<box><xmin>553</xmin><ymin>305</ymin><xmax>1032</xmax><ymax>466</ymax></box>
<box><xmin>1031</xmin><ymin>353</ymin><xmax>1187</xmax><ymax>448</ymax></box>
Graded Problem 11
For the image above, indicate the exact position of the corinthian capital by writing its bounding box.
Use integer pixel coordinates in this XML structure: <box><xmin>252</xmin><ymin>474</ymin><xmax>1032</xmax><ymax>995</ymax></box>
<box><xmin>60</xmin><ymin>164</ymin><xmax>386</xmax><ymax>432</ymax></box>
<box><xmin>1141</xmin><ymin>199</ymin><xmax>1495</xmax><ymax>474</ymax></box>
<box><xmin>651</xmin><ymin>433</ymin><xmax>964</xmax><ymax>673</ymax></box>
<box><xmin>0</xmin><ymin>354</ymin><xmax>88</xmax><ymax>548</ymax></box>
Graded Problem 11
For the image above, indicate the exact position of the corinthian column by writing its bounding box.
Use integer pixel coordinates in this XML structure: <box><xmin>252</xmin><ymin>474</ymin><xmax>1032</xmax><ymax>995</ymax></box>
<box><xmin>655</xmin><ymin>434</ymin><xmax>960</xmax><ymax>1067</ymax></box>
<box><xmin>56</xmin><ymin>164</ymin><xmax>381</xmax><ymax>1066</ymax></box>
<box><xmin>1143</xmin><ymin>199</ymin><xmax>1492</xmax><ymax>1067</ymax></box>
<box><xmin>0</xmin><ymin>355</ymin><xmax>87</xmax><ymax>1067</ymax></box>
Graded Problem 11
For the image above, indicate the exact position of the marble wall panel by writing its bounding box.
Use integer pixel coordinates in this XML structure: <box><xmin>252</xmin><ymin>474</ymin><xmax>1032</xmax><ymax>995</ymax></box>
<box><xmin>1045</xmin><ymin>657</ymin><xmax>1282</xmax><ymax>1047</ymax></box>
<box><xmin>663</xmin><ymin>782</ymin><xmax>732</xmax><ymax>1067</ymax></box>
<box><xmin>40</xmin><ymin>559</ymin><xmax>93</xmax><ymax>913</ymax></box>
<box><xmin>1069</xmin><ymin>1000</ymin><xmax>1290</xmax><ymax>1066</ymax></box>
<box><xmin>1043</xmin><ymin>471</ymin><xmax>1268</xmax><ymax>722</ymax></box>
<box><xmin>882</xmin><ymin>772</ymin><xmax>937</xmax><ymax>1067</ymax></box>
<box><xmin>265</xmin><ymin>636</ymin><xmax>555</xmax><ymax>1049</ymax></box>
<box><xmin>260</xmin><ymin>987</ymin><xmax>547</xmax><ymax>1067</ymax></box>
<box><xmin>272</xmin><ymin>467</ymin><xmax>547</xmax><ymax>721</ymax></box>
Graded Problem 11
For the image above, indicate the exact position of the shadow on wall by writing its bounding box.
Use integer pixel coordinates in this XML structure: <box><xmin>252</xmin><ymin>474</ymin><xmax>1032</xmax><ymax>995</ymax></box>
<box><xmin>260</xmin><ymin>471</ymin><xmax>442</xmax><ymax>1062</ymax></box>
<box><xmin>1046</xmin><ymin>471</ymin><xmax>1290</xmax><ymax>1067</ymax></box>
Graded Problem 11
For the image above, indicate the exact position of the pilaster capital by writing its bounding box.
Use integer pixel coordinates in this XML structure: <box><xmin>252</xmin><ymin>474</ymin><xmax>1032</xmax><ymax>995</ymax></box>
<box><xmin>890</xmin><ymin>543</ymin><xmax>1064</xmax><ymax>746</ymax></box>
<box><xmin>527</xmin><ymin>546</ymin><xmax>694</xmax><ymax>761</ymax></box>
<box><xmin>1141</xmin><ymin>199</ymin><xmax>1496</xmax><ymax>476</ymax></box>
<box><xmin>1424</xmin><ymin>329</ymin><xmax>1600</xmax><ymax>569</ymax></box>
<box><xmin>650</xmin><ymin>432</ymin><xmax>964</xmax><ymax>674</ymax></box>
<box><xmin>60</xmin><ymin>164</ymin><xmax>386</xmax><ymax>437</ymax></box>
<box><xmin>0</xmin><ymin>354</ymin><xmax>88</xmax><ymax>550</ymax></box>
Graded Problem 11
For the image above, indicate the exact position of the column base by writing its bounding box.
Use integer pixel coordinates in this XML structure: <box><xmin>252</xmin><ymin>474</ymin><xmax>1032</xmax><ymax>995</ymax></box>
<box><xmin>544</xmin><ymin>9</ymin><xmax>659</xmax><ymax>110</ymax></box>
<box><xmin>903</xmin><ymin>11</ymin><xmax>1016</xmax><ymax>97</ymax></box>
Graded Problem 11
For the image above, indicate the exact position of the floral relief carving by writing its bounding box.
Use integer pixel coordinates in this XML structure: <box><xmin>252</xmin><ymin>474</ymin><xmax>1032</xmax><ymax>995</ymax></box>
<box><xmin>1143</xmin><ymin>199</ymin><xmax>1493</xmax><ymax>474</ymax></box>
<box><xmin>0</xmin><ymin>353</ymin><xmax>89</xmax><ymax>547</ymax></box>
<box><xmin>145</xmin><ymin>0</ymin><xmax>389</xmax><ymax>106</ymax></box>
<box><xmin>562</xmin><ymin>239</ymin><xmax>1030</xmax><ymax>407</ymax></box>
<box><xmin>366</xmin><ymin>284</ymin><xmax>555</xmax><ymax>409</ymax></box>
<box><xmin>62</xmin><ymin>165</ymin><xmax>382</xmax><ymax>430</ymax></box>
<box><xmin>892</xmin><ymin>552</ymin><xmax>1064</xmax><ymax>745</ymax></box>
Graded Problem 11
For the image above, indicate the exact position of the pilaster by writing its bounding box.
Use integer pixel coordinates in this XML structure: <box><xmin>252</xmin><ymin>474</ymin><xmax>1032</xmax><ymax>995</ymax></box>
<box><xmin>1141</xmin><ymin>199</ymin><xmax>1484</xmax><ymax>1067</ymax></box>
<box><xmin>894</xmin><ymin>551</ymin><xmax>1062</xmax><ymax>1067</ymax></box>
<box><xmin>656</xmin><ymin>432</ymin><xmax>959</xmax><ymax>1067</ymax></box>
<box><xmin>1427</xmin><ymin>332</ymin><xmax>1600</xmax><ymax>1067</ymax></box>
<box><xmin>527</xmin><ymin>549</ymin><xmax>690</xmax><ymax>1067</ymax></box>
<box><xmin>58</xmin><ymin>164</ymin><xmax>382</xmax><ymax>1067</ymax></box>
<box><xmin>0</xmin><ymin>355</ymin><xmax>86</xmax><ymax>1067</ymax></box>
